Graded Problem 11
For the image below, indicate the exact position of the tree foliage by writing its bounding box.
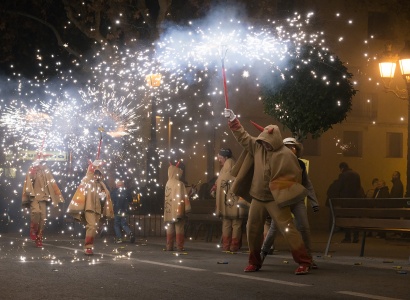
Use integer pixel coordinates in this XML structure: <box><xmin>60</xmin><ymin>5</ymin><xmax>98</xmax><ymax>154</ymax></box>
<box><xmin>0</xmin><ymin>0</ymin><xmax>215</xmax><ymax>77</ymax></box>
<box><xmin>261</xmin><ymin>44</ymin><xmax>357</xmax><ymax>141</ymax></box>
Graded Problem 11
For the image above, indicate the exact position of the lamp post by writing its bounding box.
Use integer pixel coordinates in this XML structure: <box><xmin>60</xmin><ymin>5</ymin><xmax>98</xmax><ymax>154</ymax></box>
<box><xmin>145</xmin><ymin>73</ymin><xmax>162</xmax><ymax>183</ymax></box>
<box><xmin>379</xmin><ymin>41</ymin><xmax>410</xmax><ymax>196</ymax></box>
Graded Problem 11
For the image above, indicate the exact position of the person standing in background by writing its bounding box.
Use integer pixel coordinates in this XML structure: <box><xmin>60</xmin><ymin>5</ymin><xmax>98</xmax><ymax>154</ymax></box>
<box><xmin>211</xmin><ymin>148</ymin><xmax>246</xmax><ymax>253</ymax></box>
<box><xmin>164</xmin><ymin>161</ymin><xmax>191</xmax><ymax>251</ymax></box>
<box><xmin>112</xmin><ymin>180</ymin><xmax>135</xmax><ymax>244</ymax></box>
<box><xmin>338</xmin><ymin>162</ymin><xmax>362</xmax><ymax>243</ymax></box>
<box><xmin>390</xmin><ymin>171</ymin><xmax>404</xmax><ymax>198</ymax></box>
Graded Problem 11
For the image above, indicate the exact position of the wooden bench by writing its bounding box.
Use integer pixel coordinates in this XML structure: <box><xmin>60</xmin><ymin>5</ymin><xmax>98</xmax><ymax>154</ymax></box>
<box><xmin>185</xmin><ymin>199</ymin><xmax>221</xmax><ymax>242</ymax></box>
<box><xmin>325</xmin><ymin>197</ymin><xmax>410</xmax><ymax>256</ymax></box>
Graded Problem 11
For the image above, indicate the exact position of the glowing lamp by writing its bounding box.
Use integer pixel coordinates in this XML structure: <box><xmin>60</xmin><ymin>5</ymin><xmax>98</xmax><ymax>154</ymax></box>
<box><xmin>399</xmin><ymin>41</ymin><xmax>410</xmax><ymax>83</ymax></box>
<box><xmin>146</xmin><ymin>74</ymin><xmax>162</xmax><ymax>87</ymax></box>
<box><xmin>379</xmin><ymin>61</ymin><xmax>396</xmax><ymax>78</ymax></box>
<box><xmin>378</xmin><ymin>44</ymin><xmax>397</xmax><ymax>79</ymax></box>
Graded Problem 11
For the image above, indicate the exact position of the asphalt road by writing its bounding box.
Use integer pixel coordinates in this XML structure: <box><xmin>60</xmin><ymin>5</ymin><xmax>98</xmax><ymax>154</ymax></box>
<box><xmin>0</xmin><ymin>231</ymin><xmax>409</xmax><ymax>300</ymax></box>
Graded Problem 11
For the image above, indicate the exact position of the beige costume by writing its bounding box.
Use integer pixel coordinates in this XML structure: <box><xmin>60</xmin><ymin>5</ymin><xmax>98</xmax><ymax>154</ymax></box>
<box><xmin>22</xmin><ymin>162</ymin><xmax>64</xmax><ymax>247</ymax></box>
<box><xmin>67</xmin><ymin>165</ymin><xmax>113</xmax><ymax>252</ymax></box>
<box><xmin>214</xmin><ymin>157</ymin><xmax>247</xmax><ymax>252</ymax></box>
<box><xmin>164</xmin><ymin>164</ymin><xmax>191</xmax><ymax>251</ymax></box>
<box><xmin>228</xmin><ymin>117</ymin><xmax>312</xmax><ymax>273</ymax></box>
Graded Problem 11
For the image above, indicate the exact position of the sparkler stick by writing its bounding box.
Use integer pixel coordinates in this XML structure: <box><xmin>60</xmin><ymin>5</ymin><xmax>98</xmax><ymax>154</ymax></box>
<box><xmin>96</xmin><ymin>127</ymin><xmax>105</xmax><ymax>160</ymax></box>
<box><xmin>37</xmin><ymin>132</ymin><xmax>48</xmax><ymax>160</ymax></box>
<box><xmin>220</xmin><ymin>45</ymin><xmax>229</xmax><ymax>109</ymax></box>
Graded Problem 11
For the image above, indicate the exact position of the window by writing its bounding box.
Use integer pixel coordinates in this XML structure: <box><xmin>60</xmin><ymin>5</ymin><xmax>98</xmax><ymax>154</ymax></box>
<box><xmin>386</xmin><ymin>132</ymin><xmax>403</xmax><ymax>158</ymax></box>
<box><xmin>343</xmin><ymin>131</ymin><xmax>362</xmax><ymax>157</ymax></box>
<box><xmin>349</xmin><ymin>92</ymin><xmax>378</xmax><ymax>119</ymax></box>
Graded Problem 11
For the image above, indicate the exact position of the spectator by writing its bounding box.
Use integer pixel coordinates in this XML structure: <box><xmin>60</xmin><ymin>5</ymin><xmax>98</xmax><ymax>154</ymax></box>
<box><xmin>112</xmin><ymin>180</ymin><xmax>135</xmax><ymax>243</ymax></box>
<box><xmin>338</xmin><ymin>162</ymin><xmax>362</xmax><ymax>243</ymax></box>
<box><xmin>366</xmin><ymin>178</ymin><xmax>379</xmax><ymax>198</ymax></box>
<box><xmin>390</xmin><ymin>171</ymin><xmax>404</xmax><ymax>198</ymax></box>
<box><xmin>373</xmin><ymin>180</ymin><xmax>390</xmax><ymax>198</ymax></box>
<box><xmin>224</xmin><ymin>108</ymin><xmax>312</xmax><ymax>275</ymax></box>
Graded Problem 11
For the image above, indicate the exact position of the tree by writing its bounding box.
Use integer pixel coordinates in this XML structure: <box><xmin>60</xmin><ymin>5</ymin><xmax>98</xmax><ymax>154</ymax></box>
<box><xmin>0</xmin><ymin>0</ymin><xmax>221</xmax><ymax>77</ymax></box>
<box><xmin>261</xmin><ymin>44</ymin><xmax>357</xmax><ymax>141</ymax></box>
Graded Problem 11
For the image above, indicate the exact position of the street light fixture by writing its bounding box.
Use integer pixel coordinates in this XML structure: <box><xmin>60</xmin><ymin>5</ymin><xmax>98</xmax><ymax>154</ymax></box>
<box><xmin>145</xmin><ymin>73</ymin><xmax>162</xmax><ymax>183</ymax></box>
<box><xmin>378</xmin><ymin>41</ymin><xmax>410</xmax><ymax>196</ymax></box>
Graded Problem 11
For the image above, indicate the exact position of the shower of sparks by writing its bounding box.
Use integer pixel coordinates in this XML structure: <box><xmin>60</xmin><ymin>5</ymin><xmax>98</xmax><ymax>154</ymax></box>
<box><xmin>0</xmin><ymin>6</ymin><xmax>377</xmax><ymax>239</ymax></box>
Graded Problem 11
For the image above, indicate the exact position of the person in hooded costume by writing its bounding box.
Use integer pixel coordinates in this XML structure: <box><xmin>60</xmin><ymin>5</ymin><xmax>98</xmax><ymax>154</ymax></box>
<box><xmin>67</xmin><ymin>160</ymin><xmax>114</xmax><ymax>255</ymax></box>
<box><xmin>211</xmin><ymin>148</ymin><xmax>247</xmax><ymax>252</ymax></box>
<box><xmin>260</xmin><ymin>137</ymin><xmax>319</xmax><ymax>268</ymax></box>
<box><xmin>224</xmin><ymin>108</ymin><xmax>312</xmax><ymax>275</ymax></box>
<box><xmin>164</xmin><ymin>161</ymin><xmax>191</xmax><ymax>251</ymax></box>
<box><xmin>22</xmin><ymin>153</ymin><xmax>65</xmax><ymax>247</ymax></box>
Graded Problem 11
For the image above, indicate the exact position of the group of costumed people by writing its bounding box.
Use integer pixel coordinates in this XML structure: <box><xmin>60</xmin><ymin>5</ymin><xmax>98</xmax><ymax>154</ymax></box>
<box><xmin>162</xmin><ymin>107</ymin><xmax>320</xmax><ymax>275</ymax></box>
<box><xmin>22</xmin><ymin>155</ymin><xmax>115</xmax><ymax>255</ymax></box>
<box><xmin>22</xmin><ymin>106</ymin><xmax>320</xmax><ymax>272</ymax></box>
<box><xmin>22</xmin><ymin>130</ymin><xmax>120</xmax><ymax>256</ymax></box>
<box><xmin>221</xmin><ymin>108</ymin><xmax>319</xmax><ymax>275</ymax></box>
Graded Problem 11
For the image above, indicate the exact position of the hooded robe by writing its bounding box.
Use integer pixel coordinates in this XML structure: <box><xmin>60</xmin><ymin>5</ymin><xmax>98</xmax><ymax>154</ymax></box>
<box><xmin>67</xmin><ymin>168</ymin><xmax>114</xmax><ymax>221</ymax></box>
<box><xmin>215</xmin><ymin>157</ymin><xmax>247</xmax><ymax>219</ymax></box>
<box><xmin>229</xmin><ymin>119</ymin><xmax>307</xmax><ymax>206</ymax></box>
<box><xmin>22</xmin><ymin>163</ymin><xmax>64</xmax><ymax>207</ymax></box>
<box><xmin>164</xmin><ymin>165</ymin><xmax>191</xmax><ymax>223</ymax></box>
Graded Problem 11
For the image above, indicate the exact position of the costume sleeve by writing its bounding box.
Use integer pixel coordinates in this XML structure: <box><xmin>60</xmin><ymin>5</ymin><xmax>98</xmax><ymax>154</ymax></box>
<box><xmin>229</xmin><ymin>119</ymin><xmax>257</xmax><ymax>155</ymax></box>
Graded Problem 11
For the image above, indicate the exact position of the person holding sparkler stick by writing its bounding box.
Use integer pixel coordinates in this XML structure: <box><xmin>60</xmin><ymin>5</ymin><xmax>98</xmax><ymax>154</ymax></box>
<box><xmin>67</xmin><ymin>128</ymin><xmax>114</xmax><ymax>255</ymax></box>
<box><xmin>224</xmin><ymin>108</ymin><xmax>312</xmax><ymax>275</ymax></box>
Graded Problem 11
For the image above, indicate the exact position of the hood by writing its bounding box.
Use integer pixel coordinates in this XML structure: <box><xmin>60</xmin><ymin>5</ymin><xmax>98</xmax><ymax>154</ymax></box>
<box><xmin>255</xmin><ymin>124</ymin><xmax>283</xmax><ymax>151</ymax></box>
<box><xmin>168</xmin><ymin>165</ymin><xmax>183</xmax><ymax>180</ymax></box>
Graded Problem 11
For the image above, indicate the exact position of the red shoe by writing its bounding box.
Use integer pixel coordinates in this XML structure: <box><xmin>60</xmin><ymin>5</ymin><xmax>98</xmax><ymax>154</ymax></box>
<box><xmin>35</xmin><ymin>238</ymin><xmax>43</xmax><ymax>248</ymax></box>
<box><xmin>295</xmin><ymin>265</ymin><xmax>310</xmax><ymax>275</ymax></box>
<box><xmin>84</xmin><ymin>248</ymin><xmax>94</xmax><ymax>256</ymax></box>
<box><xmin>244</xmin><ymin>264</ymin><xmax>260</xmax><ymax>272</ymax></box>
<box><xmin>29</xmin><ymin>223</ymin><xmax>38</xmax><ymax>241</ymax></box>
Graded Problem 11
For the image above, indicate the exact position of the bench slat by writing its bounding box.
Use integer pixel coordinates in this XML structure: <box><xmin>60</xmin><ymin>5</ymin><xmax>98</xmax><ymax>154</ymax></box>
<box><xmin>336</xmin><ymin>217</ymin><xmax>410</xmax><ymax>230</ymax></box>
<box><xmin>333</xmin><ymin>208</ymin><xmax>410</xmax><ymax>218</ymax></box>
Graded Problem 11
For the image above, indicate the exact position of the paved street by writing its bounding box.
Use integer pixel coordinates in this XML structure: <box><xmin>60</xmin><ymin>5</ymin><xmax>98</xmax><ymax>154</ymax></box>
<box><xmin>0</xmin><ymin>230</ymin><xmax>409</xmax><ymax>300</ymax></box>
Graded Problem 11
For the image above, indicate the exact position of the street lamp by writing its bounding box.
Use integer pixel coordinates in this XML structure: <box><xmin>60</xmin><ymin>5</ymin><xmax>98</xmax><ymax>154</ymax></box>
<box><xmin>145</xmin><ymin>73</ymin><xmax>162</xmax><ymax>183</ymax></box>
<box><xmin>379</xmin><ymin>41</ymin><xmax>410</xmax><ymax>196</ymax></box>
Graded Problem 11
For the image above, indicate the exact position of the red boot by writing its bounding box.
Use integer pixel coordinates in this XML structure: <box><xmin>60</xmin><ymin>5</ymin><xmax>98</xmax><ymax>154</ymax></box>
<box><xmin>36</xmin><ymin>231</ymin><xmax>43</xmax><ymax>248</ymax></box>
<box><xmin>176</xmin><ymin>233</ymin><xmax>185</xmax><ymax>251</ymax></box>
<box><xmin>166</xmin><ymin>232</ymin><xmax>174</xmax><ymax>251</ymax></box>
<box><xmin>30</xmin><ymin>222</ymin><xmax>39</xmax><ymax>241</ymax></box>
